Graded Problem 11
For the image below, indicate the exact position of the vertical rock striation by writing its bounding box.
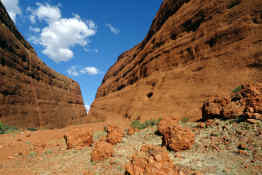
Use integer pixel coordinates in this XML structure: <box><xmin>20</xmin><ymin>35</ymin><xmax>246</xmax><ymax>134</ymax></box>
<box><xmin>0</xmin><ymin>2</ymin><xmax>87</xmax><ymax>128</ymax></box>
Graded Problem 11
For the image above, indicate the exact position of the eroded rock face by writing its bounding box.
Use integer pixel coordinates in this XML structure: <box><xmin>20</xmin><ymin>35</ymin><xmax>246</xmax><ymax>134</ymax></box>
<box><xmin>88</xmin><ymin>0</ymin><xmax>262</xmax><ymax>122</ymax></box>
<box><xmin>158</xmin><ymin>118</ymin><xmax>195</xmax><ymax>152</ymax></box>
<box><xmin>125</xmin><ymin>145</ymin><xmax>179</xmax><ymax>175</ymax></box>
<box><xmin>64</xmin><ymin>128</ymin><xmax>93</xmax><ymax>149</ymax></box>
<box><xmin>202</xmin><ymin>83</ymin><xmax>262</xmax><ymax>120</ymax></box>
<box><xmin>0</xmin><ymin>2</ymin><xmax>87</xmax><ymax>128</ymax></box>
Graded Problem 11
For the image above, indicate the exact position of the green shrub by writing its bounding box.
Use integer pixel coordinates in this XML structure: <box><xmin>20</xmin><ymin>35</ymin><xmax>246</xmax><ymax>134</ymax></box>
<box><xmin>181</xmin><ymin>117</ymin><xmax>190</xmax><ymax>123</ymax></box>
<box><xmin>232</xmin><ymin>85</ymin><xmax>243</xmax><ymax>93</ymax></box>
<box><xmin>27</xmin><ymin>128</ymin><xmax>38</xmax><ymax>132</ymax></box>
<box><xmin>44</xmin><ymin>150</ymin><xmax>53</xmax><ymax>155</ymax></box>
<box><xmin>227</xmin><ymin>0</ymin><xmax>241</xmax><ymax>9</ymax></box>
<box><xmin>0</xmin><ymin>122</ymin><xmax>18</xmax><ymax>134</ymax></box>
<box><xmin>0</xmin><ymin>122</ymin><xmax>5</xmax><ymax>134</ymax></box>
<box><xmin>131</xmin><ymin>118</ymin><xmax>162</xmax><ymax>130</ymax></box>
<box><xmin>130</xmin><ymin>120</ymin><xmax>145</xmax><ymax>130</ymax></box>
<box><xmin>29</xmin><ymin>151</ymin><xmax>37</xmax><ymax>158</ymax></box>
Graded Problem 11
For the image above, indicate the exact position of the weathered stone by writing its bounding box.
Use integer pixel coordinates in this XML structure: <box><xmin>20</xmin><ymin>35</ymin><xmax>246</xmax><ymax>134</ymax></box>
<box><xmin>127</xmin><ymin>127</ymin><xmax>138</xmax><ymax>136</ymax></box>
<box><xmin>88</xmin><ymin>0</ymin><xmax>262</xmax><ymax>122</ymax></box>
<box><xmin>238</xmin><ymin>143</ymin><xmax>248</xmax><ymax>150</ymax></box>
<box><xmin>158</xmin><ymin>118</ymin><xmax>195</xmax><ymax>152</ymax></box>
<box><xmin>64</xmin><ymin>128</ymin><xmax>93</xmax><ymax>149</ymax></box>
<box><xmin>202</xmin><ymin>83</ymin><xmax>262</xmax><ymax>121</ymax></box>
<box><xmin>91</xmin><ymin>141</ymin><xmax>114</xmax><ymax>162</ymax></box>
<box><xmin>105</xmin><ymin>125</ymin><xmax>124</xmax><ymax>145</ymax></box>
<box><xmin>125</xmin><ymin>145</ymin><xmax>179</xmax><ymax>175</ymax></box>
<box><xmin>223</xmin><ymin>103</ymin><xmax>245</xmax><ymax>119</ymax></box>
<box><xmin>254</xmin><ymin>113</ymin><xmax>262</xmax><ymax>120</ymax></box>
<box><xmin>0</xmin><ymin>1</ymin><xmax>87</xmax><ymax>128</ymax></box>
<box><xmin>247</xmin><ymin>119</ymin><xmax>260</xmax><ymax>124</ymax></box>
<box><xmin>158</xmin><ymin>117</ymin><xmax>179</xmax><ymax>133</ymax></box>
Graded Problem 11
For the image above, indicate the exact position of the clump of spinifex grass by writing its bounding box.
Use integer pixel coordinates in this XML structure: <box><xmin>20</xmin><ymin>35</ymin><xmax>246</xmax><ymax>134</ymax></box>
<box><xmin>0</xmin><ymin>121</ymin><xmax>18</xmax><ymax>134</ymax></box>
<box><xmin>130</xmin><ymin>118</ymin><xmax>162</xmax><ymax>130</ymax></box>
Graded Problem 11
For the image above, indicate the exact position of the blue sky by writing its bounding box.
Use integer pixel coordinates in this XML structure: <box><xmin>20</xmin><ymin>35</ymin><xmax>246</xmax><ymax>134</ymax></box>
<box><xmin>1</xmin><ymin>0</ymin><xmax>162</xmax><ymax>111</ymax></box>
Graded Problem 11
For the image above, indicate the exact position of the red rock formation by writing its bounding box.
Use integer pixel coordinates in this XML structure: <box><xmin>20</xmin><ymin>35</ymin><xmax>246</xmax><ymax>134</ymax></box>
<box><xmin>127</xmin><ymin>127</ymin><xmax>139</xmax><ymax>136</ymax></box>
<box><xmin>202</xmin><ymin>83</ymin><xmax>262</xmax><ymax>120</ymax></box>
<box><xmin>105</xmin><ymin>125</ymin><xmax>124</xmax><ymax>145</ymax></box>
<box><xmin>125</xmin><ymin>145</ymin><xmax>179</xmax><ymax>175</ymax></box>
<box><xmin>88</xmin><ymin>0</ymin><xmax>262</xmax><ymax>122</ymax></box>
<box><xmin>0</xmin><ymin>2</ymin><xmax>87</xmax><ymax>128</ymax></box>
<box><xmin>64</xmin><ymin>128</ymin><xmax>93</xmax><ymax>149</ymax></box>
<box><xmin>91</xmin><ymin>141</ymin><xmax>114</xmax><ymax>162</ymax></box>
<box><xmin>158</xmin><ymin>118</ymin><xmax>195</xmax><ymax>152</ymax></box>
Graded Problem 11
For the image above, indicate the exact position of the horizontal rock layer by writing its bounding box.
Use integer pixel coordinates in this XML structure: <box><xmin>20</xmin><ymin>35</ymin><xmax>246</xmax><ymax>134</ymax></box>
<box><xmin>89</xmin><ymin>0</ymin><xmax>262</xmax><ymax>122</ymax></box>
<box><xmin>0</xmin><ymin>2</ymin><xmax>87</xmax><ymax>128</ymax></box>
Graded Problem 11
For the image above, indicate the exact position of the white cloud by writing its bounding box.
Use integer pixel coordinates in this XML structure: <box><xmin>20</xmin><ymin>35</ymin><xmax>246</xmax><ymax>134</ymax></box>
<box><xmin>87</xmin><ymin>20</ymin><xmax>96</xmax><ymax>29</ymax></box>
<box><xmin>85</xmin><ymin>105</ymin><xmax>90</xmax><ymax>113</ymax></box>
<box><xmin>28</xmin><ymin>3</ymin><xmax>96</xmax><ymax>62</ymax></box>
<box><xmin>67</xmin><ymin>66</ymin><xmax>79</xmax><ymax>76</ymax></box>
<box><xmin>105</xmin><ymin>23</ymin><xmax>120</xmax><ymax>35</ymax></box>
<box><xmin>80</xmin><ymin>66</ymin><xmax>99</xmax><ymax>75</ymax></box>
<box><xmin>94</xmin><ymin>49</ymin><xmax>99</xmax><ymax>53</ymax></box>
<box><xmin>2</xmin><ymin>0</ymin><xmax>21</xmax><ymax>23</ymax></box>
<box><xmin>84</xmin><ymin>48</ymin><xmax>99</xmax><ymax>54</ymax></box>
<box><xmin>67</xmin><ymin>66</ymin><xmax>99</xmax><ymax>76</ymax></box>
<box><xmin>29</xmin><ymin>26</ymin><xmax>41</xmax><ymax>33</ymax></box>
<box><xmin>29</xmin><ymin>3</ymin><xmax>61</xmax><ymax>23</ymax></box>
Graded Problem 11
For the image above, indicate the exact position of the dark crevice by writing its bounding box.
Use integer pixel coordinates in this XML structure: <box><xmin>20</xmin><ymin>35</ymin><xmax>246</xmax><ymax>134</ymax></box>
<box><xmin>227</xmin><ymin>0</ymin><xmax>241</xmax><ymax>9</ymax></box>
<box><xmin>140</xmin><ymin>66</ymin><xmax>148</xmax><ymax>78</ymax></box>
<box><xmin>248</xmin><ymin>63</ymin><xmax>262</xmax><ymax>69</ymax></box>
<box><xmin>170</xmin><ymin>33</ymin><xmax>177</xmax><ymax>40</ymax></box>
<box><xmin>152</xmin><ymin>40</ymin><xmax>165</xmax><ymax>49</ymax></box>
<box><xmin>1</xmin><ymin>88</ymin><xmax>18</xmax><ymax>96</ymax></box>
<box><xmin>0</xmin><ymin>57</ymin><xmax>5</xmax><ymax>66</ymax></box>
<box><xmin>252</xmin><ymin>10</ymin><xmax>262</xmax><ymax>24</ymax></box>
<box><xmin>182</xmin><ymin>11</ymin><xmax>205</xmax><ymax>32</ymax></box>
<box><xmin>192</xmin><ymin>66</ymin><xmax>204</xmax><ymax>72</ymax></box>
<box><xmin>0</xmin><ymin>38</ymin><xmax>15</xmax><ymax>53</ymax></box>
<box><xmin>206</xmin><ymin>28</ymin><xmax>244</xmax><ymax>48</ymax></box>
<box><xmin>147</xmin><ymin>92</ymin><xmax>154</xmax><ymax>98</ymax></box>
<box><xmin>186</xmin><ymin>47</ymin><xmax>195</xmax><ymax>60</ymax></box>
<box><xmin>117</xmin><ymin>84</ymin><xmax>126</xmax><ymax>91</ymax></box>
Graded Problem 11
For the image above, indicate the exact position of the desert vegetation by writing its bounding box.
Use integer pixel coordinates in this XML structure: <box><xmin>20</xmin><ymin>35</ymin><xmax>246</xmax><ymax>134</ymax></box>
<box><xmin>0</xmin><ymin>122</ymin><xmax>18</xmax><ymax>134</ymax></box>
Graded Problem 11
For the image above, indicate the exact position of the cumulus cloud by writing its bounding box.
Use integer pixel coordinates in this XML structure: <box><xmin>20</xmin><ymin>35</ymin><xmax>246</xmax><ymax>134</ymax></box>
<box><xmin>28</xmin><ymin>3</ymin><xmax>61</xmax><ymax>23</ymax></box>
<box><xmin>80</xmin><ymin>66</ymin><xmax>99</xmax><ymax>75</ymax></box>
<box><xmin>67</xmin><ymin>66</ymin><xmax>79</xmax><ymax>76</ymax></box>
<box><xmin>2</xmin><ymin>0</ymin><xmax>21</xmax><ymax>23</ymax></box>
<box><xmin>105</xmin><ymin>23</ymin><xmax>120</xmax><ymax>35</ymax></box>
<box><xmin>67</xmin><ymin>66</ymin><xmax>99</xmax><ymax>76</ymax></box>
<box><xmin>28</xmin><ymin>3</ymin><xmax>96</xmax><ymax>62</ymax></box>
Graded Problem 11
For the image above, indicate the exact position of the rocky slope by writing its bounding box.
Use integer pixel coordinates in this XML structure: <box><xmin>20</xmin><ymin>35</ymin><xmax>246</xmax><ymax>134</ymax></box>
<box><xmin>88</xmin><ymin>0</ymin><xmax>262</xmax><ymax>122</ymax></box>
<box><xmin>1</xmin><ymin>117</ymin><xmax>261</xmax><ymax>175</ymax></box>
<box><xmin>0</xmin><ymin>2</ymin><xmax>87</xmax><ymax>128</ymax></box>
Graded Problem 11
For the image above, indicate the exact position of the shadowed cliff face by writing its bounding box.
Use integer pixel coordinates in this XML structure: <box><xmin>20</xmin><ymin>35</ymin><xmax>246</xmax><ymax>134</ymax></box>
<box><xmin>88</xmin><ymin>0</ymin><xmax>262</xmax><ymax>122</ymax></box>
<box><xmin>0</xmin><ymin>2</ymin><xmax>87</xmax><ymax>128</ymax></box>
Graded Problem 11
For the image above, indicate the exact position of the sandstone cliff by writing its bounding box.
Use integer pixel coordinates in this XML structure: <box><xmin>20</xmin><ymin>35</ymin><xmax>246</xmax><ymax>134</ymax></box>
<box><xmin>88</xmin><ymin>0</ymin><xmax>262</xmax><ymax>122</ymax></box>
<box><xmin>0</xmin><ymin>2</ymin><xmax>87</xmax><ymax>128</ymax></box>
